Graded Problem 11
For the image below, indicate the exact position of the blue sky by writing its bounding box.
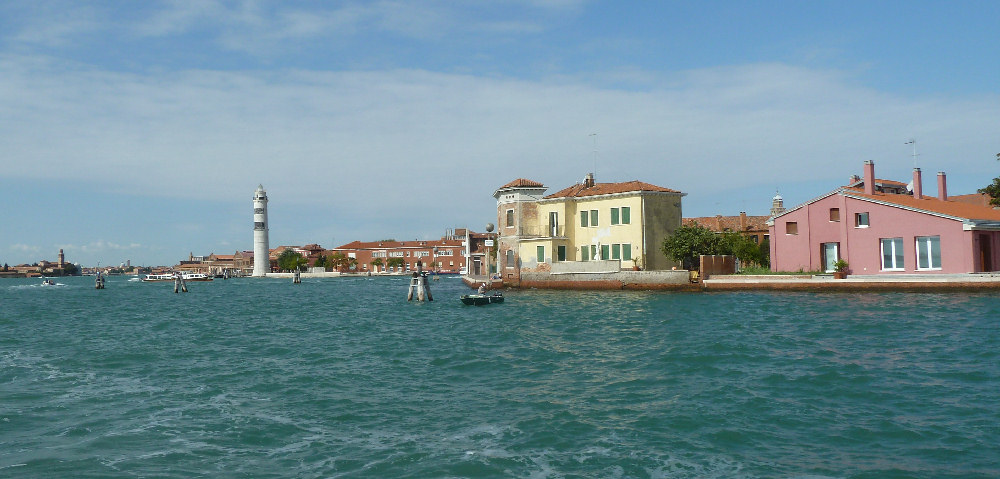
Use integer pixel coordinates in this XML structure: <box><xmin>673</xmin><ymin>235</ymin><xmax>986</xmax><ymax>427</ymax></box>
<box><xmin>2</xmin><ymin>0</ymin><xmax>998</xmax><ymax>267</ymax></box>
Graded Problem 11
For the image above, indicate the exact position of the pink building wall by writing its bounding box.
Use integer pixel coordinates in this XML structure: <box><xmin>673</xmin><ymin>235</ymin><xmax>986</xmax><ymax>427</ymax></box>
<box><xmin>770</xmin><ymin>193</ymin><xmax>998</xmax><ymax>274</ymax></box>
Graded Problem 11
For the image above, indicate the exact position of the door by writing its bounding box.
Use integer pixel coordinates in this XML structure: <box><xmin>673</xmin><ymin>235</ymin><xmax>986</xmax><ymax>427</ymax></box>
<box><xmin>980</xmin><ymin>234</ymin><xmax>993</xmax><ymax>272</ymax></box>
<box><xmin>549</xmin><ymin>212</ymin><xmax>559</xmax><ymax>237</ymax></box>
<box><xmin>822</xmin><ymin>242</ymin><xmax>839</xmax><ymax>272</ymax></box>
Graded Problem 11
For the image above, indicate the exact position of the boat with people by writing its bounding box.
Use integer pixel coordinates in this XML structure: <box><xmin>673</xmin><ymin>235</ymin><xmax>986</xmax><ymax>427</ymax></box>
<box><xmin>460</xmin><ymin>292</ymin><xmax>504</xmax><ymax>306</ymax></box>
<box><xmin>41</xmin><ymin>278</ymin><xmax>56</xmax><ymax>286</ymax></box>
<box><xmin>141</xmin><ymin>273</ymin><xmax>213</xmax><ymax>282</ymax></box>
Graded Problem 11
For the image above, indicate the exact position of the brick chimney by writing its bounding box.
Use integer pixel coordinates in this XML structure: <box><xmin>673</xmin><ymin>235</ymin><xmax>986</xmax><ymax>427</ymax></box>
<box><xmin>715</xmin><ymin>215</ymin><xmax>723</xmax><ymax>231</ymax></box>
<box><xmin>912</xmin><ymin>168</ymin><xmax>923</xmax><ymax>199</ymax></box>
<box><xmin>937</xmin><ymin>172</ymin><xmax>948</xmax><ymax>201</ymax></box>
<box><xmin>739</xmin><ymin>212</ymin><xmax>748</xmax><ymax>230</ymax></box>
<box><xmin>863</xmin><ymin>161</ymin><xmax>875</xmax><ymax>195</ymax></box>
<box><xmin>584</xmin><ymin>172</ymin><xmax>595</xmax><ymax>188</ymax></box>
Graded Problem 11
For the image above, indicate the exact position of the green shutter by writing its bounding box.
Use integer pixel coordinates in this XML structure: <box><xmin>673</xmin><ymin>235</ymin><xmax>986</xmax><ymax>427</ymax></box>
<box><xmin>611</xmin><ymin>208</ymin><xmax>619</xmax><ymax>225</ymax></box>
<box><xmin>622</xmin><ymin>207</ymin><xmax>630</xmax><ymax>224</ymax></box>
<box><xmin>623</xmin><ymin>244</ymin><xmax>631</xmax><ymax>261</ymax></box>
<box><xmin>537</xmin><ymin>245</ymin><xmax>544</xmax><ymax>263</ymax></box>
<box><xmin>581</xmin><ymin>212</ymin><xmax>588</xmax><ymax>227</ymax></box>
<box><xmin>601</xmin><ymin>244</ymin><xmax>609</xmax><ymax>260</ymax></box>
<box><xmin>581</xmin><ymin>246</ymin><xmax>589</xmax><ymax>261</ymax></box>
<box><xmin>612</xmin><ymin>244</ymin><xmax>621</xmax><ymax>260</ymax></box>
<box><xmin>590</xmin><ymin>210</ymin><xmax>598</xmax><ymax>227</ymax></box>
<box><xmin>557</xmin><ymin>245</ymin><xmax>566</xmax><ymax>261</ymax></box>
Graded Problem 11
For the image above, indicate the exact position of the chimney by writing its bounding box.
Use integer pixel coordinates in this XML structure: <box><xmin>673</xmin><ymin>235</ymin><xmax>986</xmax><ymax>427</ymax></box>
<box><xmin>937</xmin><ymin>172</ymin><xmax>948</xmax><ymax>201</ymax></box>
<box><xmin>863</xmin><ymin>161</ymin><xmax>875</xmax><ymax>195</ymax></box>
<box><xmin>584</xmin><ymin>172</ymin><xmax>595</xmax><ymax>188</ymax></box>
<box><xmin>715</xmin><ymin>215</ymin><xmax>723</xmax><ymax>231</ymax></box>
<box><xmin>739</xmin><ymin>212</ymin><xmax>747</xmax><ymax>230</ymax></box>
<box><xmin>849</xmin><ymin>174</ymin><xmax>861</xmax><ymax>185</ymax></box>
<box><xmin>912</xmin><ymin>168</ymin><xmax>923</xmax><ymax>199</ymax></box>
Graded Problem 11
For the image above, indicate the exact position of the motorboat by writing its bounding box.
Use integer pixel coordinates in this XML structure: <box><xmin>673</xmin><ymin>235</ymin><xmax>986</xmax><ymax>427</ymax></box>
<box><xmin>460</xmin><ymin>292</ymin><xmax>504</xmax><ymax>306</ymax></box>
<box><xmin>41</xmin><ymin>279</ymin><xmax>56</xmax><ymax>286</ymax></box>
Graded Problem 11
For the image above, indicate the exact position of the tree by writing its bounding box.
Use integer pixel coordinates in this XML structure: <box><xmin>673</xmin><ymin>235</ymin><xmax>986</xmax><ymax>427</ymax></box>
<box><xmin>661</xmin><ymin>224</ymin><xmax>725</xmax><ymax>269</ymax></box>
<box><xmin>386</xmin><ymin>257</ymin><xmax>405</xmax><ymax>271</ymax></box>
<box><xmin>371</xmin><ymin>258</ymin><xmax>384</xmax><ymax>271</ymax></box>
<box><xmin>978</xmin><ymin>153</ymin><xmax>1000</xmax><ymax>207</ymax></box>
<box><xmin>313</xmin><ymin>254</ymin><xmax>327</xmax><ymax>269</ymax></box>
<box><xmin>277</xmin><ymin>249</ymin><xmax>308</xmax><ymax>272</ymax></box>
<box><xmin>327</xmin><ymin>253</ymin><xmax>349</xmax><ymax>272</ymax></box>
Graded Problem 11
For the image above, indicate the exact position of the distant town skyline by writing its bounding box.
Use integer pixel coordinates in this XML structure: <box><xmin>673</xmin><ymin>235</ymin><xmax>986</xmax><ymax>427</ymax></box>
<box><xmin>2</xmin><ymin>1</ymin><xmax>998</xmax><ymax>266</ymax></box>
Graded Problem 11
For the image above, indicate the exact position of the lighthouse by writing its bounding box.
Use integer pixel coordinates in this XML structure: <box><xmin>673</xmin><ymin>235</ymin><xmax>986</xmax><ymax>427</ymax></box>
<box><xmin>252</xmin><ymin>185</ymin><xmax>270</xmax><ymax>277</ymax></box>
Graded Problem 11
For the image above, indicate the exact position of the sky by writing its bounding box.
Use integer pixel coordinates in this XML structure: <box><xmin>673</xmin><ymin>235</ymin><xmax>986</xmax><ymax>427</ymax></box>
<box><xmin>1</xmin><ymin>0</ymin><xmax>998</xmax><ymax>267</ymax></box>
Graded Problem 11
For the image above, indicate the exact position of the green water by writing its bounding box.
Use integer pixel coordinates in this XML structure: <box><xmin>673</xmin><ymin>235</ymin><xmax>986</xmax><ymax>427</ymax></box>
<box><xmin>1</xmin><ymin>276</ymin><xmax>998</xmax><ymax>478</ymax></box>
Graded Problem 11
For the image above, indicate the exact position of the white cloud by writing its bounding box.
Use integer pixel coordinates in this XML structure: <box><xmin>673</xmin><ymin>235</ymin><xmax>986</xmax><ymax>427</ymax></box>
<box><xmin>9</xmin><ymin>244</ymin><xmax>41</xmax><ymax>254</ymax></box>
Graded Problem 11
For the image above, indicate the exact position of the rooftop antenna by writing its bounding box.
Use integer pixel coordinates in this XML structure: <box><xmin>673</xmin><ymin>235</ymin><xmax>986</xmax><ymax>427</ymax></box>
<box><xmin>589</xmin><ymin>133</ymin><xmax>598</xmax><ymax>177</ymax></box>
<box><xmin>905</xmin><ymin>138</ymin><xmax>918</xmax><ymax>168</ymax></box>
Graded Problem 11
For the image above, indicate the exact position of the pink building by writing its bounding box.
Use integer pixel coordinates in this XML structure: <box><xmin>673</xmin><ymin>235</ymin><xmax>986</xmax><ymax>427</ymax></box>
<box><xmin>769</xmin><ymin>161</ymin><xmax>1000</xmax><ymax>274</ymax></box>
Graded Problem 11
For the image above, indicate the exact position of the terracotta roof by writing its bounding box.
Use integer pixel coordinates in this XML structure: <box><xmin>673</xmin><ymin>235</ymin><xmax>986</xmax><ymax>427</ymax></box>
<box><xmin>545</xmin><ymin>180</ymin><xmax>680</xmax><ymax>199</ymax></box>
<box><xmin>498</xmin><ymin>178</ymin><xmax>545</xmax><ymax>189</ymax></box>
<box><xmin>843</xmin><ymin>188</ymin><xmax>1000</xmax><ymax>221</ymax></box>
<box><xmin>950</xmin><ymin>193</ymin><xmax>992</xmax><ymax>208</ymax></box>
<box><xmin>685</xmin><ymin>215</ymin><xmax>770</xmax><ymax>232</ymax></box>
<box><xmin>848</xmin><ymin>177</ymin><xmax>908</xmax><ymax>188</ymax></box>
<box><xmin>334</xmin><ymin>239</ymin><xmax>465</xmax><ymax>250</ymax></box>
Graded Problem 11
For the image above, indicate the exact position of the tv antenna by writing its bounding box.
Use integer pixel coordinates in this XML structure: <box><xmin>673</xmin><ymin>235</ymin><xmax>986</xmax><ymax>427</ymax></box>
<box><xmin>589</xmin><ymin>133</ymin><xmax>598</xmax><ymax>177</ymax></box>
<box><xmin>905</xmin><ymin>138</ymin><xmax>918</xmax><ymax>168</ymax></box>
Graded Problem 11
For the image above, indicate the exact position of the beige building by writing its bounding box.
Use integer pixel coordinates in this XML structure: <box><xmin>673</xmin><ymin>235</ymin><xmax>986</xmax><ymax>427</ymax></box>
<box><xmin>494</xmin><ymin>174</ymin><xmax>685</xmax><ymax>286</ymax></box>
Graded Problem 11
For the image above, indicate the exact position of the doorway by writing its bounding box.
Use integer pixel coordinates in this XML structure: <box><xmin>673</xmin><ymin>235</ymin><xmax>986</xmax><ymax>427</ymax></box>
<box><xmin>980</xmin><ymin>234</ymin><xmax>993</xmax><ymax>272</ymax></box>
<box><xmin>821</xmin><ymin>242</ymin><xmax>839</xmax><ymax>272</ymax></box>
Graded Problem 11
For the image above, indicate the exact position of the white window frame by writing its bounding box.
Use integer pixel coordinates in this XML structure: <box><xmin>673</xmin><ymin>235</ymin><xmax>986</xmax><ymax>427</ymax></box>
<box><xmin>855</xmin><ymin>212</ymin><xmax>870</xmax><ymax>228</ymax></box>
<box><xmin>915</xmin><ymin>236</ymin><xmax>942</xmax><ymax>270</ymax></box>
<box><xmin>880</xmin><ymin>237</ymin><xmax>905</xmax><ymax>271</ymax></box>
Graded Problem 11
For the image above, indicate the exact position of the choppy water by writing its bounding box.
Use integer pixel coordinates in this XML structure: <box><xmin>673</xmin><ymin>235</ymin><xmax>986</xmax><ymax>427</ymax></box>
<box><xmin>1</xmin><ymin>276</ymin><xmax>997</xmax><ymax>478</ymax></box>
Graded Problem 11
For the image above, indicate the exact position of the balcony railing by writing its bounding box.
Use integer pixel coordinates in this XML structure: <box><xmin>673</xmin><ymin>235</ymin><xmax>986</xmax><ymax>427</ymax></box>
<box><xmin>516</xmin><ymin>225</ymin><xmax>566</xmax><ymax>238</ymax></box>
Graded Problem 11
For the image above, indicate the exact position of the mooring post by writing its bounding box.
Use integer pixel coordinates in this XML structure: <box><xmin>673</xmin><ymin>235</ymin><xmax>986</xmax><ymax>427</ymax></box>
<box><xmin>293</xmin><ymin>269</ymin><xmax>301</xmax><ymax>284</ymax></box>
<box><xmin>174</xmin><ymin>273</ymin><xmax>188</xmax><ymax>293</ymax></box>
<box><xmin>95</xmin><ymin>272</ymin><xmax>105</xmax><ymax>289</ymax></box>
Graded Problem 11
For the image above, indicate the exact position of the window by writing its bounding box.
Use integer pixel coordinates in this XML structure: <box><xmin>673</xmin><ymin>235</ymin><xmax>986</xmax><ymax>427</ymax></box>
<box><xmin>536</xmin><ymin>245</ymin><xmax>545</xmax><ymax>263</ymax></box>
<box><xmin>786</xmin><ymin>222</ymin><xmax>798</xmax><ymax>235</ymax></box>
<box><xmin>611</xmin><ymin>207</ymin><xmax>620</xmax><ymax>225</ymax></box>
<box><xmin>609</xmin><ymin>207</ymin><xmax>631</xmax><ymax>225</ymax></box>
<box><xmin>557</xmin><ymin>245</ymin><xmax>566</xmax><ymax>262</ymax></box>
<box><xmin>855</xmin><ymin>212</ymin><xmax>870</xmax><ymax>228</ymax></box>
<box><xmin>506</xmin><ymin>209</ymin><xmax>514</xmax><ymax>227</ymax></box>
<box><xmin>611</xmin><ymin>243</ymin><xmax>621</xmax><ymax>260</ymax></box>
<box><xmin>590</xmin><ymin>210</ymin><xmax>599</xmax><ymax>227</ymax></box>
<box><xmin>581</xmin><ymin>211</ymin><xmax>589</xmax><ymax>227</ymax></box>
<box><xmin>580</xmin><ymin>245</ymin><xmax>589</xmax><ymax>261</ymax></box>
<box><xmin>622</xmin><ymin>243</ymin><xmax>632</xmax><ymax>261</ymax></box>
<box><xmin>601</xmin><ymin>244</ymin><xmax>610</xmax><ymax>260</ymax></box>
<box><xmin>916</xmin><ymin>236</ymin><xmax>941</xmax><ymax>270</ymax></box>
<box><xmin>881</xmin><ymin>238</ymin><xmax>904</xmax><ymax>271</ymax></box>
<box><xmin>505</xmin><ymin>250</ymin><xmax>514</xmax><ymax>268</ymax></box>
<box><xmin>829</xmin><ymin>208</ymin><xmax>840</xmax><ymax>222</ymax></box>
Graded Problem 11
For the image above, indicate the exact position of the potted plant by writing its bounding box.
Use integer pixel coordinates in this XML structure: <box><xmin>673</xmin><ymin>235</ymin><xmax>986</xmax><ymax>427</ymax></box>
<box><xmin>832</xmin><ymin>259</ymin><xmax>849</xmax><ymax>279</ymax></box>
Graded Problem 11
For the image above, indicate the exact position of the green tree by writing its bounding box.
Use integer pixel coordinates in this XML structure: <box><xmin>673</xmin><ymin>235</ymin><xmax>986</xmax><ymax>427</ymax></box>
<box><xmin>386</xmin><ymin>257</ymin><xmax>405</xmax><ymax>271</ymax></box>
<box><xmin>978</xmin><ymin>153</ymin><xmax>1000</xmax><ymax>207</ymax></box>
<box><xmin>661</xmin><ymin>224</ymin><xmax>726</xmax><ymax>269</ymax></box>
<box><xmin>371</xmin><ymin>258</ymin><xmax>384</xmax><ymax>271</ymax></box>
<box><xmin>277</xmin><ymin>249</ymin><xmax>308</xmax><ymax>272</ymax></box>
<box><xmin>313</xmin><ymin>254</ymin><xmax>327</xmax><ymax>269</ymax></box>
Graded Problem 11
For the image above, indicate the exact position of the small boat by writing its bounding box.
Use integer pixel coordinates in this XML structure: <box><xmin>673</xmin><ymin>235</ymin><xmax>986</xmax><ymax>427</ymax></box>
<box><xmin>41</xmin><ymin>279</ymin><xmax>56</xmax><ymax>286</ymax></box>
<box><xmin>460</xmin><ymin>292</ymin><xmax>504</xmax><ymax>306</ymax></box>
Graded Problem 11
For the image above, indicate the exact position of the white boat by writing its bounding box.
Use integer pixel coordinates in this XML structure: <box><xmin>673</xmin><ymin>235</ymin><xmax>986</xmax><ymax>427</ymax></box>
<box><xmin>142</xmin><ymin>273</ymin><xmax>213</xmax><ymax>282</ymax></box>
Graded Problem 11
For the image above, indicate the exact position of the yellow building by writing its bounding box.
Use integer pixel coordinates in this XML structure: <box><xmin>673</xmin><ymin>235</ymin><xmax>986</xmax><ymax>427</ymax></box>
<box><xmin>494</xmin><ymin>174</ymin><xmax>685</xmax><ymax>286</ymax></box>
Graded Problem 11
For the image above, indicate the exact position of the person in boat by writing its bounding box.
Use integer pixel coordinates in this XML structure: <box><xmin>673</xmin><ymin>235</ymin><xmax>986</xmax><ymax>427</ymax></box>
<box><xmin>477</xmin><ymin>283</ymin><xmax>486</xmax><ymax>294</ymax></box>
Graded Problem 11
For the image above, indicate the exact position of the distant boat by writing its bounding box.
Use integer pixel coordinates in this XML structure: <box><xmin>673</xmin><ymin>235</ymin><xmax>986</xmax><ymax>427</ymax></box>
<box><xmin>142</xmin><ymin>273</ymin><xmax>213</xmax><ymax>282</ymax></box>
<box><xmin>460</xmin><ymin>292</ymin><xmax>504</xmax><ymax>306</ymax></box>
<box><xmin>41</xmin><ymin>278</ymin><xmax>56</xmax><ymax>286</ymax></box>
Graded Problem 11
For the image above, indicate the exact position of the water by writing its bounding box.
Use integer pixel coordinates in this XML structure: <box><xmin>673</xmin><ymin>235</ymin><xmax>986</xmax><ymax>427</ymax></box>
<box><xmin>1</xmin><ymin>276</ymin><xmax>997</xmax><ymax>478</ymax></box>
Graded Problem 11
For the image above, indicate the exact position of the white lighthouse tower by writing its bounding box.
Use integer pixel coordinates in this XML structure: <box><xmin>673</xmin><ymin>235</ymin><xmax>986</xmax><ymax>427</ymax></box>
<box><xmin>252</xmin><ymin>184</ymin><xmax>270</xmax><ymax>277</ymax></box>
